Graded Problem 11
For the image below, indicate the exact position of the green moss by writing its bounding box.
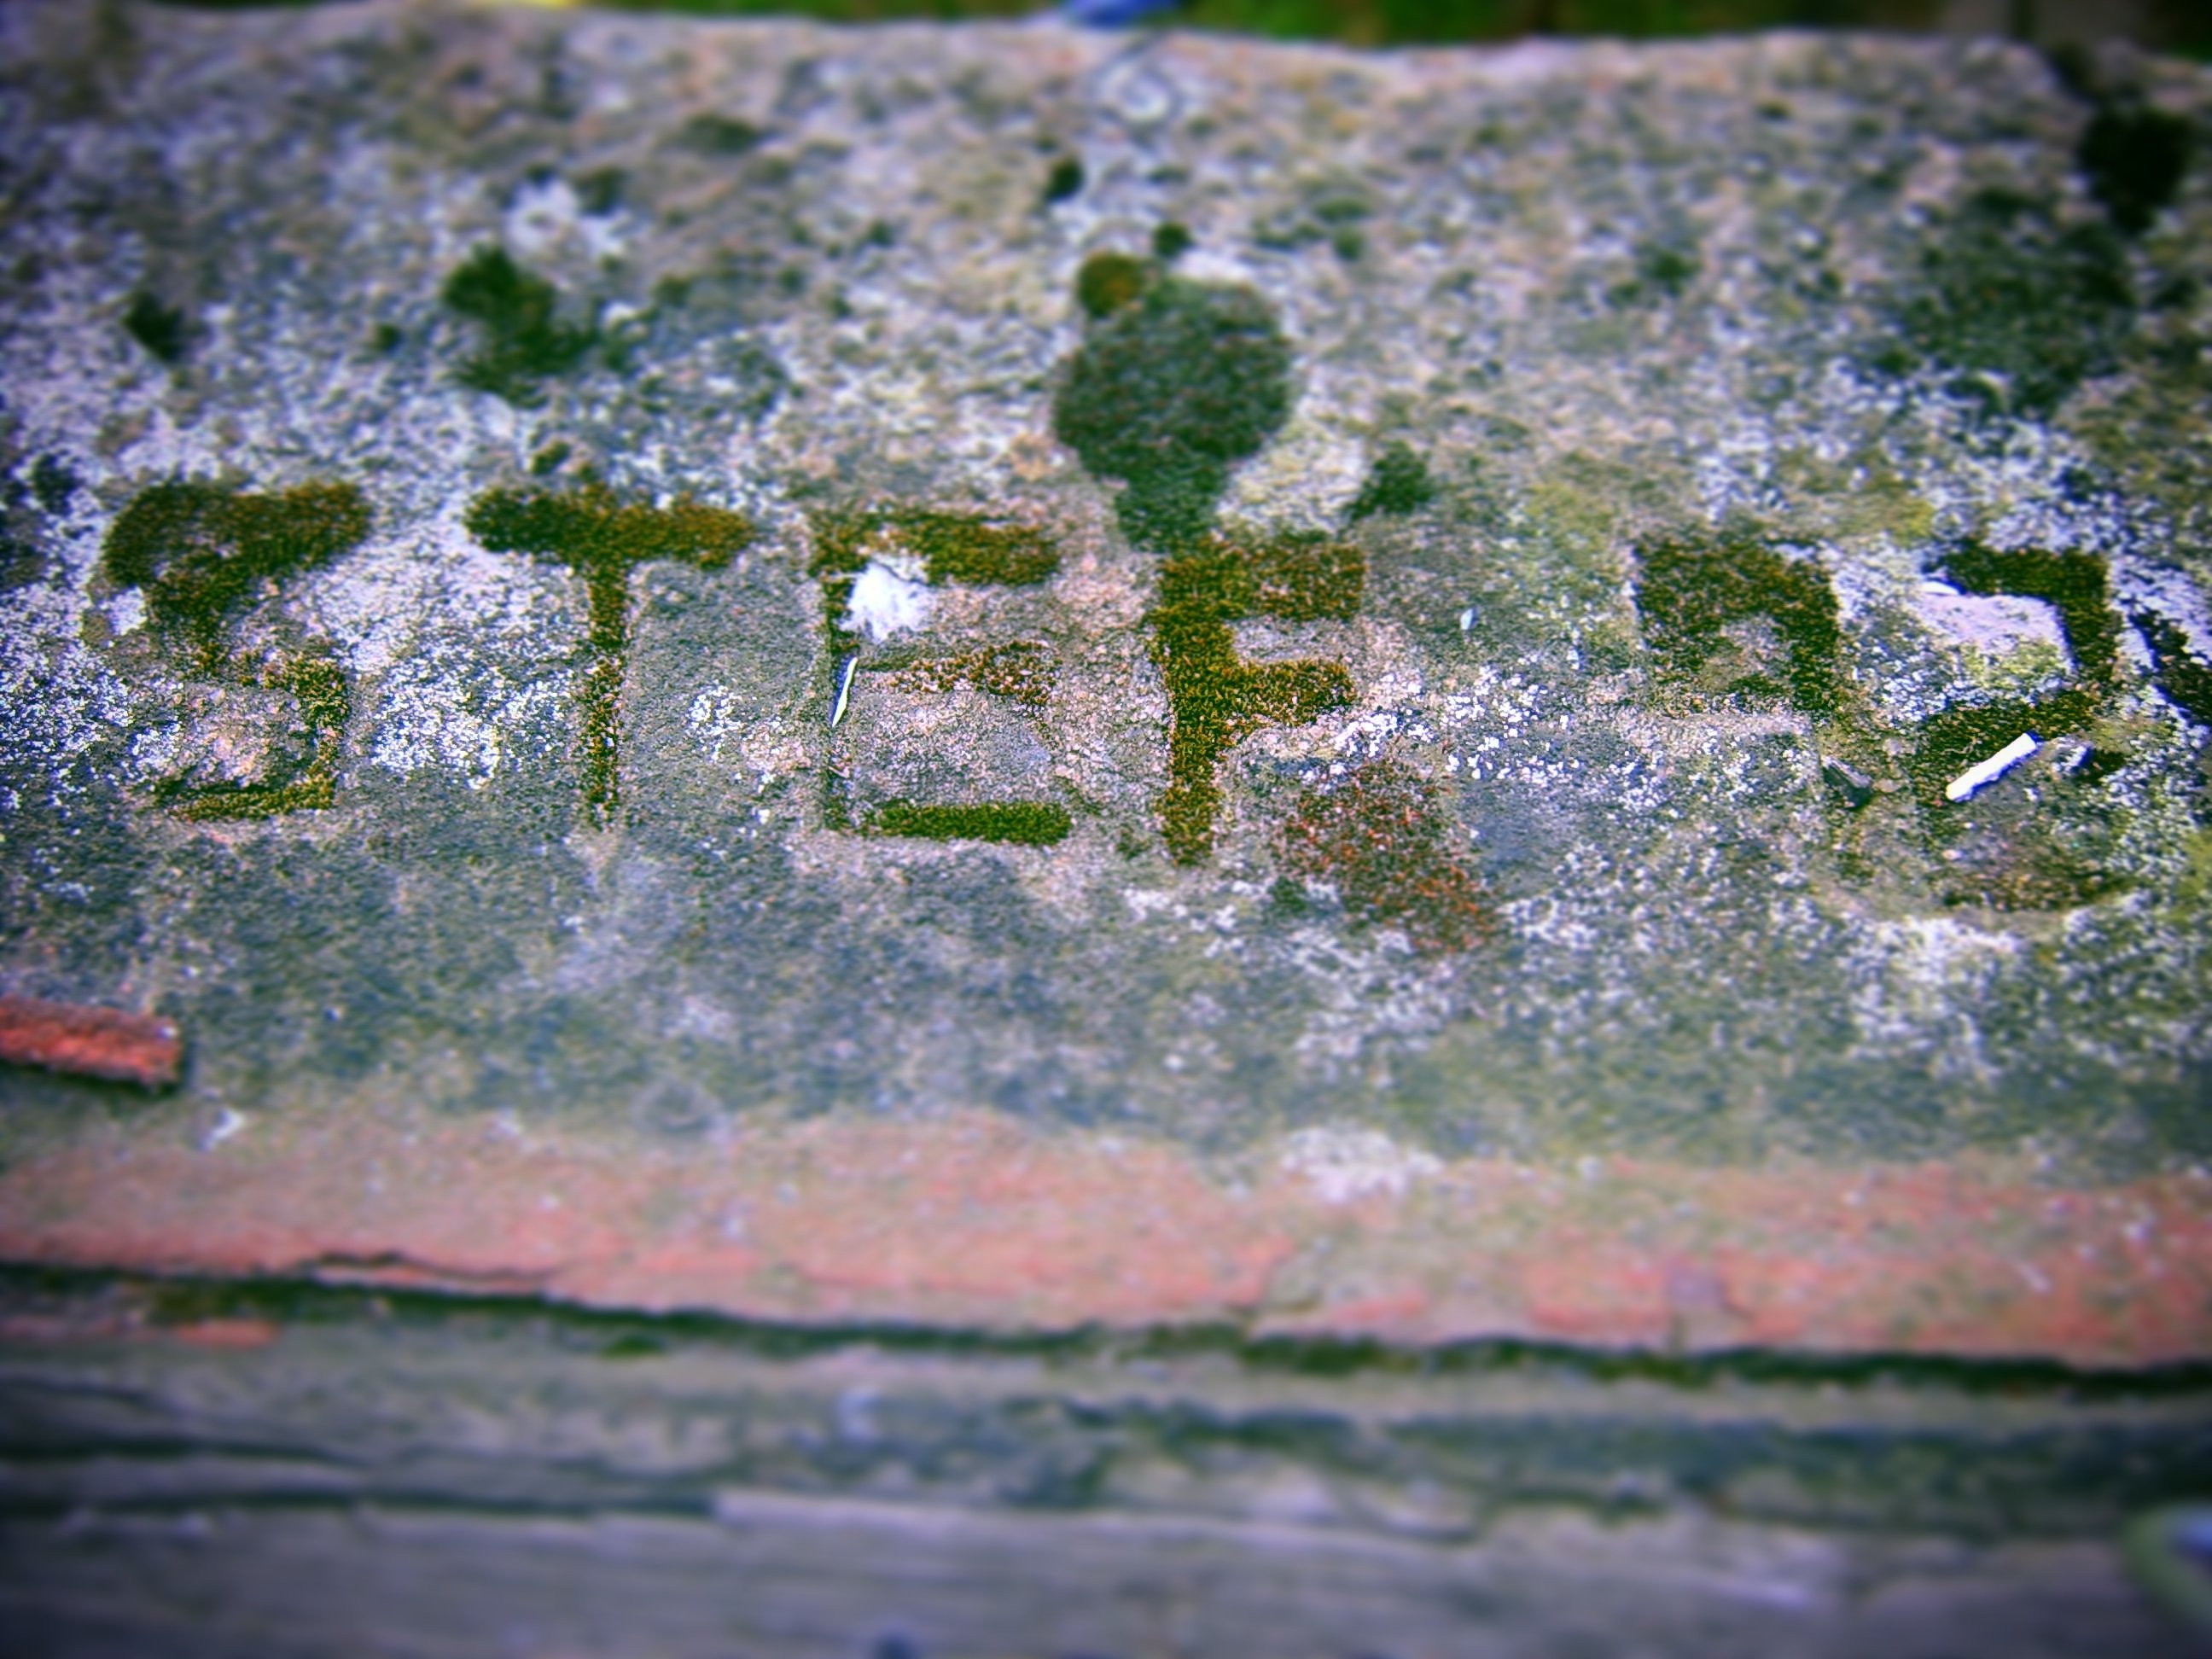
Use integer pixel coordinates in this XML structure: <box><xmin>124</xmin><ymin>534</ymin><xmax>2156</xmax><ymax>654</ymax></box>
<box><xmin>880</xmin><ymin>641</ymin><xmax>1053</xmax><ymax>707</ymax></box>
<box><xmin>466</xmin><ymin>482</ymin><xmax>754</xmax><ymax>818</ymax></box>
<box><xmin>1906</xmin><ymin>687</ymin><xmax>2100</xmax><ymax>812</ymax></box>
<box><xmin>1254</xmin><ymin>183</ymin><xmax>1372</xmax><ymax>261</ymax></box>
<box><xmin>1277</xmin><ymin>762</ymin><xmax>1489</xmax><ymax>954</ymax></box>
<box><xmin>1633</xmin><ymin>238</ymin><xmax>1698</xmax><ymax>298</ymax></box>
<box><xmin>1074</xmin><ymin>252</ymin><xmax>1152</xmax><ymax>320</ymax></box>
<box><xmin>123</xmin><ymin>291</ymin><xmax>189</xmax><ymax>364</ymax></box>
<box><xmin>806</xmin><ymin>509</ymin><xmax>1062</xmax><ymax>835</ymax></box>
<box><xmin>807</xmin><ymin>508</ymin><xmax>1060</xmax><ymax>658</ymax></box>
<box><xmin>574</xmin><ymin>168</ymin><xmax>626</xmax><ymax>215</ymax></box>
<box><xmin>102</xmin><ymin>480</ymin><xmax>370</xmax><ymax>671</ymax></box>
<box><xmin>899</xmin><ymin>512</ymin><xmax>1060</xmax><ymax>586</ymax></box>
<box><xmin>1942</xmin><ymin>544</ymin><xmax>2119</xmax><ymax>685</ymax></box>
<box><xmin>868</xmin><ymin>800</ymin><xmax>1072</xmax><ymax>845</ymax></box>
<box><xmin>1880</xmin><ymin>189</ymin><xmax>2133</xmax><ymax>416</ymax></box>
<box><xmin>805</xmin><ymin>509</ymin><xmax>871</xmax><ymax>661</ymax></box>
<box><xmin>1635</xmin><ymin>535</ymin><xmax>1838</xmax><ymax>715</ymax></box>
<box><xmin>1054</xmin><ymin>270</ymin><xmax>1292</xmax><ymax>548</ymax></box>
<box><xmin>159</xmin><ymin>708</ymin><xmax>336</xmax><ymax>819</ymax></box>
<box><xmin>154</xmin><ymin>655</ymin><xmax>349</xmax><ymax>822</ymax></box>
<box><xmin>1151</xmin><ymin>221</ymin><xmax>1193</xmax><ymax>262</ymax></box>
<box><xmin>441</xmin><ymin>245</ymin><xmax>595</xmax><ymax>405</ymax></box>
<box><xmin>2139</xmin><ymin>613</ymin><xmax>2212</xmax><ymax>725</ymax></box>
<box><xmin>30</xmin><ymin>455</ymin><xmax>78</xmax><ymax>516</ymax></box>
<box><xmin>1042</xmin><ymin>154</ymin><xmax>1085</xmax><ymax>205</ymax></box>
<box><xmin>677</xmin><ymin>114</ymin><xmax>763</xmax><ymax>154</ymax></box>
<box><xmin>101</xmin><ymin>480</ymin><xmax>369</xmax><ymax>819</ymax></box>
<box><xmin>1150</xmin><ymin>534</ymin><xmax>1361</xmax><ymax>863</ymax></box>
<box><xmin>1343</xmin><ymin>440</ymin><xmax>1435</xmax><ymax>523</ymax></box>
<box><xmin>528</xmin><ymin>440</ymin><xmax>573</xmax><ymax>478</ymax></box>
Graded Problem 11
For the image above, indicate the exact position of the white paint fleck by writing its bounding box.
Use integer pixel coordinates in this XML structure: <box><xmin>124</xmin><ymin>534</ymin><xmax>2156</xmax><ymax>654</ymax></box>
<box><xmin>202</xmin><ymin>1108</ymin><xmax>249</xmax><ymax>1150</ymax></box>
<box><xmin>1944</xmin><ymin>732</ymin><xmax>2038</xmax><ymax>801</ymax></box>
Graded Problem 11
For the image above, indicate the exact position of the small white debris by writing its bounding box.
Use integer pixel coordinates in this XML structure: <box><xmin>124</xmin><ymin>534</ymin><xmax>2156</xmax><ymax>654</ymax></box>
<box><xmin>202</xmin><ymin>1108</ymin><xmax>249</xmax><ymax>1150</ymax></box>
<box><xmin>842</xmin><ymin>556</ymin><xmax>933</xmax><ymax>642</ymax></box>
<box><xmin>829</xmin><ymin>655</ymin><xmax>858</xmax><ymax>729</ymax></box>
<box><xmin>1944</xmin><ymin>732</ymin><xmax>2038</xmax><ymax>801</ymax></box>
<box><xmin>1458</xmin><ymin>606</ymin><xmax>1478</xmax><ymax>632</ymax></box>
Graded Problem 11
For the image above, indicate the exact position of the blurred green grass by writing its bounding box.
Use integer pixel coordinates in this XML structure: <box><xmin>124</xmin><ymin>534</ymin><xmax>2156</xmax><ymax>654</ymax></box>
<box><xmin>578</xmin><ymin>0</ymin><xmax>1941</xmax><ymax>42</ymax></box>
<box><xmin>160</xmin><ymin>0</ymin><xmax>2212</xmax><ymax>57</ymax></box>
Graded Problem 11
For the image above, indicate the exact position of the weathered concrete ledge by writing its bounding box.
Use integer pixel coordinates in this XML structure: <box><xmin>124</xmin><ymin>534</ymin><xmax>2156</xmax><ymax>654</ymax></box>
<box><xmin>2</xmin><ymin>2</ymin><xmax>2210</xmax><ymax>1362</ymax></box>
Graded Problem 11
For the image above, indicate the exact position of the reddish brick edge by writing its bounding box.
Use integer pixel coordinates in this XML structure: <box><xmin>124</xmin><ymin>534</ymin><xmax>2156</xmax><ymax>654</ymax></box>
<box><xmin>0</xmin><ymin>1109</ymin><xmax>2207</xmax><ymax>1368</ymax></box>
<box><xmin>0</xmin><ymin>996</ymin><xmax>181</xmax><ymax>1087</ymax></box>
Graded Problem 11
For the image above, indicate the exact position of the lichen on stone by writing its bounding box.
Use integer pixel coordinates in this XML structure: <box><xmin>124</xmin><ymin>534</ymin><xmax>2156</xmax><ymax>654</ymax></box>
<box><xmin>880</xmin><ymin>641</ymin><xmax>1053</xmax><ymax>708</ymax></box>
<box><xmin>1278</xmin><ymin>762</ymin><xmax>1490</xmax><ymax>956</ymax></box>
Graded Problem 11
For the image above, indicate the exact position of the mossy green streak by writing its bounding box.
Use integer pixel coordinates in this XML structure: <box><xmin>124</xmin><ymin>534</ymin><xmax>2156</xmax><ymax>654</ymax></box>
<box><xmin>807</xmin><ymin>507</ymin><xmax>1062</xmax><ymax>837</ymax></box>
<box><xmin>1635</xmin><ymin>535</ymin><xmax>1839</xmax><ymax>715</ymax></box>
<box><xmin>1150</xmin><ymin>537</ymin><xmax>1360</xmax><ymax>864</ymax></box>
<box><xmin>1053</xmin><ymin>254</ymin><xmax>1359</xmax><ymax>860</ymax></box>
<box><xmin>154</xmin><ymin>657</ymin><xmax>349</xmax><ymax>822</ymax></box>
<box><xmin>101</xmin><ymin>480</ymin><xmax>370</xmax><ymax>820</ymax></box>
<box><xmin>102</xmin><ymin>480</ymin><xmax>370</xmax><ymax>672</ymax></box>
<box><xmin>1942</xmin><ymin>544</ymin><xmax>2121</xmax><ymax>686</ymax></box>
<box><xmin>869</xmin><ymin>800</ymin><xmax>1072</xmax><ymax>845</ymax></box>
<box><xmin>466</xmin><ymin>482</ymin><xmax>754</xmax><ymax>820</ymax></box>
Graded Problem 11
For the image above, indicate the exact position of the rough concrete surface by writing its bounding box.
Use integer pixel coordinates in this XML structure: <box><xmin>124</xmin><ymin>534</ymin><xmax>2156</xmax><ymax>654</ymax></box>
<box><xmin>3</xmin><ymin>2</ymin><xmax>2212</xmax><ymax>1359</ymax></box>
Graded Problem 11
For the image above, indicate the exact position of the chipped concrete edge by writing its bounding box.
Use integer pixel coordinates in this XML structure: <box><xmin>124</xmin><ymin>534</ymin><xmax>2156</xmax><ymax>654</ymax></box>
<box><xmin>1</xmin><ymin>1108</ymin><xmax>2206</xmax><ymax>1367</ymax></box>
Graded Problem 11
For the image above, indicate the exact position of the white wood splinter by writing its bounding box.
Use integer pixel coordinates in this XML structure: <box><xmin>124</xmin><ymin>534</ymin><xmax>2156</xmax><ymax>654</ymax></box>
<box><xmin>829</xmin><ymin>655</ymin><xmax>859</xmax><ymax>730</ymax></box>
<box><xmin>1944</xmin><ymin>732</ymin><xmax>2038</xmax><ymax>801</ymax></box>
